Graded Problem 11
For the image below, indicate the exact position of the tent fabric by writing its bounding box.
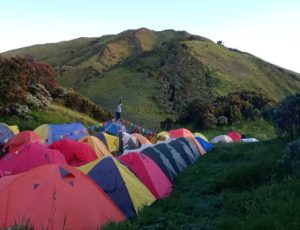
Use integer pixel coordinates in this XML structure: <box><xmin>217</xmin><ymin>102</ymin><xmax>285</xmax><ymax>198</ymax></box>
<box><xmin>155</xmin><ymin>131</ymin><xmax>170</xmax><ymax>143</ymax></box>
<box><xmin>169</xmin><ymin>138</ymin><xmax>200</xmax><ymax>165</ymax></box>
<box><xmin>241</xmin><ymin>138</ymin><xmax>259</xmax><ymax>143</ymax></box>
<box><xmin>8</xmin><ymin>125</ymin><xmax>19</xmax><ymax>135</ymax></box>
<box><xmin>0</xmin><ymin>123</ymin><xmax>14</xmax><ymax>146</ymax></box>
<box><xmin>1</xmin><ymin>131</ymin><xmax>43</xmax><ymax>155</ymax></box>
<box><xmin>79</xmin><ymin>157</ymin><xmax>156</xmax><ymax>219</ymax></box>
<box><xmin>210</xmin><ymin>135</ymin><xmax>233</xmax><ymax>144</ymax></box>
<box><xmin>0</xmin><ymin>168</ymin><xmax>3</xmax><ymax>178</ymax></box>
<box><xmin>99</xmin><ymin>121</ymin><xmax>124</xmax><ymax>136</ymax></box>
<box><xmin>132</xmin><ymin>133</ymin><xmax>152</xmax><ymax>146</ymax></box>
<box><xmin>96</xmin><ymin>132</ymin><xmax>120</xmax><ymax>152</ymax></box>
<box><xmin>95</xmin><ymin>132</ymin><xmax>108</xmax><ymax>148</ymax></box>
<box><xmin>34</xmin><ymin>122</ymin><xmax>88</xmax><ymax>144</ymax></box>
<box><xmin>154</xmin><ymin>143</ymin><xmax>188</xmax><ymax>173</ymax></box>
<box><xmin>168</xmin><ymin>128</ymin><xmax>206</xmax><ymax>155</ymax></box>
<box><xmin>120</xmin><ymin>132</ymin><xmax>139</xmax><ymax>150</ymax></box>
<box><xmin>79</xmin><ymin>136</ymin><xmax>112</xmax><ymax>158</ymax></box>
<box><xmin>0</xmin><ymin>164</ymin><xmax>125</xmax><ymax>230</ymax></box>
<box><xmin>0</xmin><ymin>143</ymin><xmax>66</xmax><ymax>176</ymax></box>
<box><xmin>195</xmin><ymin>137</ymin><xmax>214</xmax><ymax>152</ymax></box>
<box><xmin>118</xmin><ymin>152</ymin><xmax>173</xmax><ymax>199</ymax></box>
<box><xmin>141</xmin><ymin>147</ymin><xmax>178</xmax><ymax>183</ymax></box>
<box><xmin>194</xmin><ymin>132</ymin><xmax>209</xmax><ymax>142</ymax></box>
<box><xmin>227</xmin><ymin>131</ymin><xmax>242</xmax><ymax>142</ymax></box>
<box><xmin>49</xmin><ymin>139</ymin><xmax>97</xmax><ymax>167</ymax></box>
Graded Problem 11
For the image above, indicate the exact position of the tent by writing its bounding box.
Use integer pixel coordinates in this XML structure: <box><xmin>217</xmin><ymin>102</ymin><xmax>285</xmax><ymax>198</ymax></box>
<box><xmin>154</xmin><ymin>143</ymin><xmax>188</xmax><ymax>173</ymax></box>
<box><xmin>1</xmin><ymin>131</ymin><xmax>43</xmax><ymax>155</ymax></box>
<box><xmin>241</xmin><ymin>138</ymin><xmax>259</xmax><ymax>143</ymax></box>
<box><xmin>210</xmin><ymin>135</ymin><xmax>233</xmax><ymax>144</ymax></box>
<box><xmin>34</xmin><ymin>122</ymin><xmax>88</xmax><ymax>144</ymax></box>
<box><xmin>0</xmin><ymin>123</ymin><xmax>14</xmax><ymax>146</ymax></box>
<box><xmin>168</xmin><ymin>128</ymin><xmax>206</xmax><ymax>155</ymax></box>
<box><xmin>0</xmin><ymin>168</ymin><xmax>3</xmax><ymax>178</ymax></box>
<box><xmin>195</xmin><ymin>136</ymin><xmax>214</xmax><ymax>152</ymax></box>
<box><xmin>141</xmin><ymin>147</ymin><xmax>178</xmax><ymax>183</ymax></box>
<box><xmin>155</xmin><ymin>131</ymin><xmax>170</xmax><ymax>143</ymax></box>
<box><xmin>79</xmin><ymin>136</ymin><xmax>112</xmax><ymax>158</ymax></box>
<box><xmin>118</xmin><ymin>152</ymin><xmax>173</xmax><ymax>199</ymax></box>
<box><xmin>79</xmin><ymin>157</ymin><xmax>156</xmax><ymax>219</ymax></box>
<box><xmin>0</xmin><ymin>164</ymin><xmax>125</xmax><ymax>230</ymax></box>
<box><xmin>168</xmin><ymin>138</ymin><xmax>200</xmax><ymax>165</ymax></box>
<box><xmin>96</xmin><ymin>132</ymin><xmax>120</xmax><ymax>152</ymax></box>
<box><xmin>132</xmin><ymin>133</ymin><xmax>152</xmax><ymax>146</ymax></box>
<box><xmin>119</xmin><ymin>132</ymin><xmax>139</xmax><ymax>150</ymax></box>
<box><xmin>49</xmin><ymin>139</ymin><xmax>97</xmax><ymax>167</ymax></box>
<box><xmin>194</xmin><ymin>132</ymin><xmax>209</xmax><ymax>142</ymax></box>
<box><xmin>0</xmin><ymin>143</ymin><xmax>66</xmax><ymax>176</ymax></box>
<box><xmin>227</xmin><ymin>131</ymin><xmax>242</xmax><ymax>142</ymax></box>
<box><xmin>99</xmin><ymin>121</ymin><xmax>124</xmax><ymax>136</ymax></box>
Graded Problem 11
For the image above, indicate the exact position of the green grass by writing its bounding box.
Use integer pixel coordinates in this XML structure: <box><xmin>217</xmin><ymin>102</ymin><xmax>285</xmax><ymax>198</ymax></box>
<box><xmin>104</xmin><ymin>139</ymin><xmax>300</xmax><ymax>230</ymax></box>
<box><xmin>0</xmin><ymin>103</ymin><xmax>100</xmax><ymax>131</ymax></box>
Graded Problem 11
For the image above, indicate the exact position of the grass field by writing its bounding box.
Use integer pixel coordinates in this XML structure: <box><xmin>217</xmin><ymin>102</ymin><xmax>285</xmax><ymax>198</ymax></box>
<box><xmin>104</xmin><ymin>139</ymin><xmax>300</xmax><ymax>230</ymax></box>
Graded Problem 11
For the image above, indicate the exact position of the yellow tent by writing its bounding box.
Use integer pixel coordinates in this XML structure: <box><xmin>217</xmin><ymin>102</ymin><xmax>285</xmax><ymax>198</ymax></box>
<box><xmin>8</xmin><ymin>125</ymin><xmax>19</xmax><ymax>134</ymax></box>
<box><xmin>79</xmin><ymin>157</ymin><xmax>156</xmax><ymax>215</ymax></box>
<box><xmin>79</xmin><ymin>136</ymin><xmax>112</xmax><ymax>158</ymax></box>
<box><xmin>103</xmin><ymin>133</ymin><xmax>119</xmax><ymax>152</ymax></box>
<box><xmin>194</xmin><ymin>132</ymin><xmax>208</xmax><ymax>142</ymax></box>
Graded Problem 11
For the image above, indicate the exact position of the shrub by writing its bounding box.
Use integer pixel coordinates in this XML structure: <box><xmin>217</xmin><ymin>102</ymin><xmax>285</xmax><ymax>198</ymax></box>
<box><xmin>271</xmin><ymin>93</ymin><xmax>300</xmax><ymax>141</ymax></box>
<box><xmin>217</xmin><ymin>115</ymin><xmax>228</xmax><ymax>126</ymax></box>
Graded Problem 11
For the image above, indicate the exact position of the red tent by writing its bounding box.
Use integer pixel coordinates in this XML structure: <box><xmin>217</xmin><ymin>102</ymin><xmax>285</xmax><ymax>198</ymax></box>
<box><xmin>1</xmin><ymin>131</ymin><xmax>43</xmax><ymax>154</ymax></box>
<box><xmin>0</xmin><ymin>168</ymin><xmax>3</xmax><ymax>178</ymax></box>
<box><xmin>0</xmin><ymin>164</ymin><xmax>125</xmax><ymax>230</ymax></box>
<box><xmin>169</xmin><ymin>128</ymin><xmax>206</xmax><ymax>155</ymax></box>
<box><xmin>49</xmin><ymin>139</ymin><xmax>97</xmax><ymax>167</ymax></box>
<box><xmin>0</xmin><ymin>143</ymin><xmax>66</xmax><ymax>176</ymax></box>
<box><xmin>118</xmin><ymin>152</ymin><xmax>173</xmax><ymax>199</ymax></box>
<box><xmin>227</xmin><ymin>131</ymin><xmax>242</xmax><ymax>142</ymax></box>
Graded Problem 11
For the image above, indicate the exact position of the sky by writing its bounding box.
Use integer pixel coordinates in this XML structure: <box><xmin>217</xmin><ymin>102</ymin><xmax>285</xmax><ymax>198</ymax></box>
<box><xmin>1</xmin><ymin>0</ymin><xmax>300</xmax><ymax>72</ymax></box>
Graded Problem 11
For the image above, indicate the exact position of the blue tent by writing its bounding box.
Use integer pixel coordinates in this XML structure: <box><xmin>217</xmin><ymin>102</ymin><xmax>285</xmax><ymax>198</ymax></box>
<box><xmin>99</xmin><ymin>121</ymin><xmax>124</xmax><ymax>136</ymax></box>
<box><xmin>0</xmin><ymin>123</ymin><xmax>14</xmax><ymax>146</ymax></box>
<box><xmin>34</xmin><ymin>122</ymin><xmax>88</xmax><ymax>144</ymax></box>
<box><xmin>195</xmin><ymin>137</ymin><xmax>214</xmax><ymax>152</ymax></box>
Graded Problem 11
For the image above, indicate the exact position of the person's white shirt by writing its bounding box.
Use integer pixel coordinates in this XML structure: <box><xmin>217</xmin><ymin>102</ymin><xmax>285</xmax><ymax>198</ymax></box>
<box><xmin>117</xmin><ymin>103</ymin><xmax>122</xmax><ymax>113</ymax></box>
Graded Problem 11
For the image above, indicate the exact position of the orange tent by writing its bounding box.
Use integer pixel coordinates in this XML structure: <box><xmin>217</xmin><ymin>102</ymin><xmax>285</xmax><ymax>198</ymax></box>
<box><xmin>79</xmin><ymin>136</ymin><xmax>112</xmax><ymax>158</ymax></box>
<box><xmin>132</xmin><ymin>133</ymin><xmax>152</xmax><ymax>146</ymax></box>
<box><xmin>0</xmin><ymin>164</ymin><xmax>125</xmax><ymax>230</ymax></box>
<box><xmin>169</xmin><ymin>128</ymin><xmax>206</xmax><ymax>155</ymax></box>
<box><xmin>1</xmin><ymin>131</ymin><xmax>43</xmax><ymax>154</ymax></box>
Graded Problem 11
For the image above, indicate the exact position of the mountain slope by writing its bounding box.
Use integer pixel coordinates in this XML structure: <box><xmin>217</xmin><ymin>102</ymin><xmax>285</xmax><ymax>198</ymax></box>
<box><xmin>5</xmin><ymin>28</ymin><xmax>300</xmax><ymax>130</ymax></box>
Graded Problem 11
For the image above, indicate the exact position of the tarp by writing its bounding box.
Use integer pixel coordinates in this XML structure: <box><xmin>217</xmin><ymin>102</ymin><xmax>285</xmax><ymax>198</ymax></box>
<box><xmin>0</xmin><ymin>164</ymin><xmax>125</xmax><ymax>230</ymax></box>
<box><xmin>79</xmin><ymin>157</ymin><xmax>156</xmax><ymax>219</ymax></box>
<box><xmin>0</xmin><ymin>143</ymin><xmax>66</xmax><ymax>176</ymax></box>
<box><xmin>34</xmin><ymin>122</ymin><xmax>88</xmax><ymax>144</ymax></box>
<box><xmin>0</xmin><ymin>123</ymin><xmax>14</xmax><ymax>146</ymax></box>
<box><xmin>141</xmin><ymin>147</ymin><xmax>178</xmax><ymax>183</ymax></box>
<box><xmin>49</xmin><ymin>139</ymin><xmax>97</xmax><ymax>167</ymax></box>
<box><xmin>118</xmin><ymin>152</ymin><xmax>173</xmax><ymax>199</ymax></box>
<box><xmin>79</xmin><ymin>136</ymin><xmax>112</xmax><ymax>158</ymax></box>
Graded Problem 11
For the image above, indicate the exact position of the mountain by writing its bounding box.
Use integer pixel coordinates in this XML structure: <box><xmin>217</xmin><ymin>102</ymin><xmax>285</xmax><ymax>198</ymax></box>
<box><xmin>5</xmin><ymin>28</ymin><xmax>300</xmax><ymax>130</ymax></box>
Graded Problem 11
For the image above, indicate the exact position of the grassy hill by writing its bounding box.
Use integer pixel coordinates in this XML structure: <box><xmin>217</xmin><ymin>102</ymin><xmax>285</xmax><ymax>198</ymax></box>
<box><xmin>5</xmin><ymin>28</ymin><xmax>300</xmax><ymax>130</ymax></box>
<box><xmin>104</xmin><ymin>139</ymin><xmax>300</xmax><ymax>230</ymax></box>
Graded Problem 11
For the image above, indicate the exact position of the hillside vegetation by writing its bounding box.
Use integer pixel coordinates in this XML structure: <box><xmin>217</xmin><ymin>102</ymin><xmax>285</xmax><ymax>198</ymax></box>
<box><xmin>5</xmin><ymin>28</ymin><xmax>300</xmax><ymax>130</ymax></box>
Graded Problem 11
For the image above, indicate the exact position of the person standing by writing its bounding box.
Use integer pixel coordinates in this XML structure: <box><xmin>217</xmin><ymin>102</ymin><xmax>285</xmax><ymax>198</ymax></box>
<box><xmin>115</xmin><ymin>97</ymin><xmax>122</xmax><ymax>121</ymax></box>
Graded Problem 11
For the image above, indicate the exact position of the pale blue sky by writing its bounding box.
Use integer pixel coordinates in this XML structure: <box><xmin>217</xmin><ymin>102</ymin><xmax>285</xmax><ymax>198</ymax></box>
<box><xmin>1</xmin><ymin>0</ymin><xmax>300</xmax><ymax>72</ymax></box>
